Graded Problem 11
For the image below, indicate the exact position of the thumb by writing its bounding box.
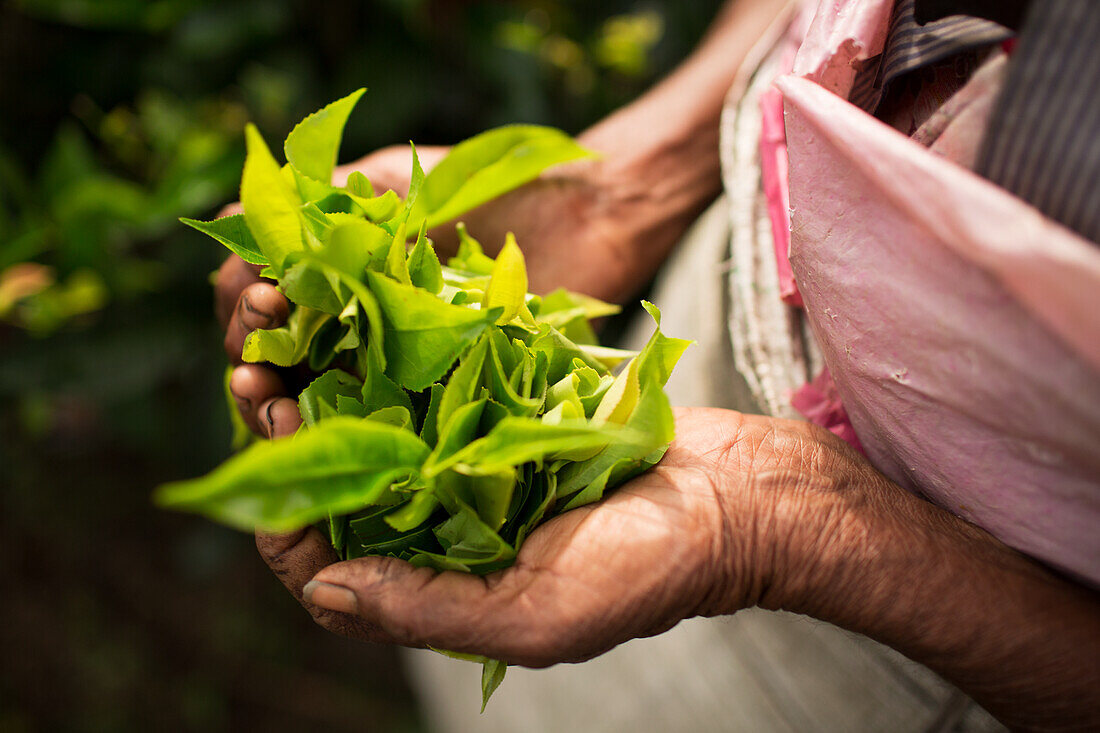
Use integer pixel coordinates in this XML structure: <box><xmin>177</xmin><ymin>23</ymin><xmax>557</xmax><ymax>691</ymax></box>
<box><xmin>304</xmin><ymin>557</ymin><xmax>556</xmax><ymax>666</ymax></box>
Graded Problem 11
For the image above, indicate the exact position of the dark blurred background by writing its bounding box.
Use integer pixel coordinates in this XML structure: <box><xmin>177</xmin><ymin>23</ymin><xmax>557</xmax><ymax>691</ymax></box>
<box><xmin>0</xmin><ymin>0</ymin><xmax>721</xmax><ymax>730</ymax></box>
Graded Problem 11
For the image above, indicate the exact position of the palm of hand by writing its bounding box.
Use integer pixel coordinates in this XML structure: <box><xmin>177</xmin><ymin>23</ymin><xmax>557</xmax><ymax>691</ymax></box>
<box><xmin>487</xmin><ymin>407</ymin><xmax>759</xmax><ymax>664</ymax></box>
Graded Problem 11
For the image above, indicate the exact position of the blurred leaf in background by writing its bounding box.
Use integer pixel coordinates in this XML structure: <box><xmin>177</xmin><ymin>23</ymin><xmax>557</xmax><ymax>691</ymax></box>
<box><xmin>13</xmin><ymin>0</ymin><xmax>203</xmax><ymax>31</ymax></box>
<box><xmin>0</xmin><ymin>0</ymin><xmax>721</xmax><ymax>729</ymax></box>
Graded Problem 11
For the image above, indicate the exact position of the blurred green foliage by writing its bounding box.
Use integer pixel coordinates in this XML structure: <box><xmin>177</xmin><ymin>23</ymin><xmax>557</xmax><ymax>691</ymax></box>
<box><xmin>0</xmin><ymin>0</ymin><xmax>721</xmax><ymax>729</ymax></box>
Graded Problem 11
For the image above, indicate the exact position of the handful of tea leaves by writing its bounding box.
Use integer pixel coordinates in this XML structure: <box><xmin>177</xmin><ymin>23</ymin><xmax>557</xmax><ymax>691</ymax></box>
<box><xmin>156</xmin><ymin>90</ymin><xmax>689</xmax><ymax>707</ymax></box>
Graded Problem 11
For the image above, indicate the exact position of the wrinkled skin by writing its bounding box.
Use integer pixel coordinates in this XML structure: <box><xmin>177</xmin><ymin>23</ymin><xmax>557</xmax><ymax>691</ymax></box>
<box><xmin>256</xmin><ymin>408</ymin><xmax>846</xmax><ymax>668</ymax></box>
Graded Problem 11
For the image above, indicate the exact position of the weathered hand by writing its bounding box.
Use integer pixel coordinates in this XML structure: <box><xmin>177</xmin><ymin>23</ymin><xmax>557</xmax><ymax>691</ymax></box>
<box><xmin>254</xmin><ymin>407</ymin><xmax>850</xmax><ymax>667</ymax></box>
<box><xmin>211</xmin><ymin>261</ymin><xmax>856</xmax><ymax>668</ymax></box>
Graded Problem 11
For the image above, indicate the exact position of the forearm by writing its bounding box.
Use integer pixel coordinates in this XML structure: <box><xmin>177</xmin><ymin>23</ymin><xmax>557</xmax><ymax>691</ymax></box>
<box><xmin>331</xmin><ymin>0</ymin><xmax>789</xmax><ymax>302</ymax></box>
<box><xmin>766</xmin><ymin>442</ymin><xmax>1100</xmax><ymax>731</ymax></box>
<box><xmin>577</xmin><ymin>0</ymin><xmax>790</xmax><ymax>292</ymax></box>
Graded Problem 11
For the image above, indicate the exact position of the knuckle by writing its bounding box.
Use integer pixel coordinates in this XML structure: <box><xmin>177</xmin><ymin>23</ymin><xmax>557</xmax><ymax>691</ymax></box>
<box><xmin>370</xmin><ymin>556</ymin><xmax>411</xmax><ymax>586</ymax></box>
<box><xmin>255</xmin><ymin>530</ymin><xmax>307</xmax><ymax>568</ymax></box>
<box><xmin>384</xmin><ymin>613</ymin><xmax>423</xmax><ymax>647</ymax></box>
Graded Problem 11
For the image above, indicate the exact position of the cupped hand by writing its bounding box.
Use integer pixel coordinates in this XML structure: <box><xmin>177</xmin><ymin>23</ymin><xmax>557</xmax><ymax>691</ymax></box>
<box><xmin>215</xmin><ymin>245</ymin><xmax>863</xmax><ymax>670</ymax></box>
<box><xmin>213</xmin><ymin>251</ymin><xmax>843</xmax><ymax>667</ymax></box>
<box><xmin>253</xmin><ymin>407</ymin><xmax>848</xmax><ymax>668</ymax></box>
<box><xmin>212</xmin><ymin>142</ymin><xmax>850</xmax><ymax>667</ymax></box>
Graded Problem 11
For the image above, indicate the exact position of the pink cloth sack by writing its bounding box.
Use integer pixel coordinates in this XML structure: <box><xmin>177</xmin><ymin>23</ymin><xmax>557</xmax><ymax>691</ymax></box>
<box><xmin>777</xmin><ymin>1</ymin><xmax>1100</xmax><ymax>587</ymax></box>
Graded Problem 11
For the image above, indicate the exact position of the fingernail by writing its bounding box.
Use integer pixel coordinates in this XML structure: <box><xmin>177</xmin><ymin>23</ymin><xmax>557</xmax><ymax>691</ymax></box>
<box><xmin>303</xmin><ymin>580</ymin><xmax>358</xmax><ymax>614</ymax></box>
<box><xmin>239</xmin><ymin>293</ymin><xmax>269</xmax><ymax>330</ymax></box>
<box><xmin>263</xmin><ymin>400</ymin><xmax>277</xmax><ymax>438</ymax></box>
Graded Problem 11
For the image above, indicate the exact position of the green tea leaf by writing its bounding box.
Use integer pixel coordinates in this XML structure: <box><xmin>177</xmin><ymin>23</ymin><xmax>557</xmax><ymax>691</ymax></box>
<box><xmin>529</xmin><ymin>326</ymin><xmax>608</xmax><ymax>383</ymax></box>
<box><xmin>182</xmin><ymin>215</ymin><xmax>268</xmax><ymax>266</ymax></box>
<box><xmin>537</xmin><ymin>288</ymin><xmax>620</xmax><ymax>322</ymax></box>
<box><xmin>579</xmin><ymin>344</ymin><xmax>637</xmax><ymax>371</ymax></box>
<box><xmin>513</xmin><ymin>472</ymin><xmax>556</xmax><ymax>548</ymax></box>
<box><xmin>469</xmin><ymin>470</ymin><xmax>516</xmax><ymax>531</ymax></box>
<box><xmin>327</xmin><ymin>267</ymin><xmax>388</xmax><ymax>372</ymax></box>
<box><xmin>482</xmin><ymin>232</ymin><xmax>527</xmax><ymax>325</ymax></box>
<box><xmin>636</xmin><ymin>301</ymin><xmax>692</xmax><ymax>388</ymax></box>
<box><xmin>299</xmin><ymin>201</ymin><xmax>334</xmax><ymax>243</ymax></box>
<box><xmin>322</xmin><ymin>219</ymin><xmax>390</xmax><ymax>276</ymax></box>
<box><xmin>591</xmin><ymin>356</ymin><xmax>640</xmax><ymax>425</ymax></box>
<box><xmin>280</xmin><ymin>260</ymin><xmax>344</xmax><ymax>315</ymax></box>
<box><xmin>482</xmin><ymin>333</ymin><xmax>542</xmax><ymax>416</ymax></box>
<box><xmin>345</xmin><ymin>501</ymin><xmax>439</xmax><ymax>557</ymax></box>
<box><xmin>425</xmin><ymin>648</ymin><xmax>507</xmax><ymax>708</ymax></box>
<box><xmin>448</xmin><ymin>223</ymin><xmax>497</xmax><ymax>275</ymax></box>
<box><xmin>156</xmin><ymin>417</ymin><xmax>430</xmax><ymax>532</ymax></box>
<box><xmin>354</xmin><ymin>188</ymin><xmax>402</xmax><ymax>223</ymax></box>
<box><xmin>426</xmin><ymin>397</ymin><xmax>488</xmax><ymax>475</ymax></box>
<box><xmin>384</xmin><ymin>221</ymin><xmax>412</xmax><ymax>284</ymax></box>
<box><xmin>410</xmin><ymin>126</ymin><xmax>593</xmax><ymax>229</ymax></box>
<box><xmin>284</xmin><ymin>88</ymin><xmax>366</xmax><ymax>184</ymax></box>
<box><xmin>241</xmin><ymin>124</ymin><xmax>306</xmax><ymax>275</ymax></box>
<box><xmin>242</xmin><ymin>306</ymin><xmax>330</xmax><ymax>366</ymax></box>
<box><xmin>405</xmin><ymin>142</ymin><xmax>426</xmax><ymax>211</ymax></box>
<box><xmin>408</xmin><ymin>222</ymin><xmax>443</xmax><ymax>293</ymax></box>
<box><xmin>481</xmin><ymin>658</ymin><xmax>507</xmax><ymax>711</ymax></box>
<box><xmin>556</xmin><ymin>382</ymin><xmax>674</xmax><ymax>499</ymax></box>
<box><xmin>384</xmin><ymin>487</ymin><xmax>440</xmax><ymax>532</ymax></box>
<box><xmin>536</xmin><ymin>288</ymin><xmax>619</xmax><ymax>345</ymax></box>
<box><xmin>333</xmin><ymin>297</ymin><xmax>363</xmax><ymax>353</ymax></box>
<box><xmin>366</xmin><ymin>271</ymin><xmax>498</xmax><ymax>391</ymax></box>
<box><xmin>435</xmin><ymin>334</ymin><xmax>489</xmax><ymax>436</ymax></box>
<box><xmin>328</xmin><ymin>511</ymin><xmax>349</xmax><ymax>555</ymax></box>
<box><xmin>361</xmin><ymin>345</ymin><xmax>414</xmax><ymax>415</ymax></box>
<box><xmin>420</xmin><ymin>383</ymin><xmax>445</xmax><ymax>447</ymax></box>
<box><xmin>299</xmin><ymin>369</ymin><xmax>362</xmax><ymax>427</ymax></box>
<box><xmin>345</xmin><ymin>170</ymin><xmax>374</xmax><ymax>198</ymax></box>
<box><xmin>561</xmin><ymin>465</ymin><xmax>613</xmax><ymax>511</ymax></box>
<box><xmin>336</xmin><ymin>394</ymin><xmax>368</xmax><ymax>417</ymax></box>
<box><xmin>429</xmin><ymin>417</ymin><xmax>635</xmax><ymax>477</ymax></box>
<box><xmin>433</xmin><ymin>501</ymin><xmax>515</xmax><ymax>566</ymax></box>
<box><xmin>364</xmin><ymin>405</ymin><xmax>413</xmax><ymax>431</ymax></box>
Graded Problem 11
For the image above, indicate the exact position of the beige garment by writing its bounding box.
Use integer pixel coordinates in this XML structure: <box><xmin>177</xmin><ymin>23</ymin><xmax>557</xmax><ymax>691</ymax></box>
<box><xmin>404</xmin><ymin>5</ymin><xmax>1006</xmax><ymax>732</ymax></box>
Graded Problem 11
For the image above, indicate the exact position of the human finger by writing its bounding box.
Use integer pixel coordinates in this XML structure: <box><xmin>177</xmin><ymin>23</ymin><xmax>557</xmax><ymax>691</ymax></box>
<box><xmin>228</xmin><ymin>365</ymin><xmax>286</xmax><ymax>435</ymax></box>
<box><xmin>255</xmin><ymin>520</ymin><xmax>377</xmax><ymax>641</ymax></box>
<box><xmin>214</xmin><ymin>255</ymin><xmax>263</xmax><ymax>328</ymax></box>
<box><xmin>303</xmin><ymin>557</ymin><xmax>568</xmax><ymax>666</ymax></box>
<box><xmin>224</xmin><ymin>282</ymin><xmax>289</xmax><ymax>363</ymax></box>
<box><xmin>254</xmin><ymin>396</ymin><xmax>302</xmax><ymax>440</ymax></box>
<box><xmin>217</xmin><ymin>202</ymin><xmax>244</xmax><ymax>218</ymax></box>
